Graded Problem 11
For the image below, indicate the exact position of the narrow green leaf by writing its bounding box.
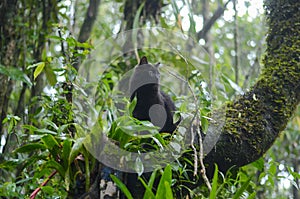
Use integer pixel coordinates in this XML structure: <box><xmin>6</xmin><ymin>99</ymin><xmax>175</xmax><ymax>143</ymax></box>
<box><xmin>69</xmin><ymin>137</ymin><xmax>85</xmax><ymax>163</ymax></box>
<box><xmin>133</xmin><ymin>2</ymin><xmax>145</xmax><ymax>29</ymax></box>
<box><xmin>140</xmin><ymin>171</ymin><xmax>156</xmax><ymax>199</ymax></box>
<box><xmin>128</xmin><ymin>97</ymin><xmax>137</xmax><ymax>116</ymax></box>
<box><xmin>14</xmin><ymin>143</ymin><xmax>46</xmax><ymax>153</ymax></box>
<box><xmin>247</xmin><ymin>192</ymin><xmax>256</xmax><ymax>199</ymax></box>
<box><xmin>33</xmin><ymin>62</ymin><xmax>45</xmax><ymax>80</ymax></box>
<box><xmin>110</xmin><ymin>175</ymin><xmax>133</xmax><ymax>199</ymax></box>
<box><xmin>209</xmin><ymin>164</ymin><xmax>219</xmax><ymax>199</ymax></box>
<box><xmin>27</xmin><ymin>62</ymin><xmax>44</xmax><ymax>69</ymax></box>
<box><xmin>232</xmin><ymin>178</ymin><xmax>251</xmax><ymax>199</ymax></box>
<box><xmin>62</xmin><ymin>139</ymin><xmax>72</xmax><ymax>168</ymax></box>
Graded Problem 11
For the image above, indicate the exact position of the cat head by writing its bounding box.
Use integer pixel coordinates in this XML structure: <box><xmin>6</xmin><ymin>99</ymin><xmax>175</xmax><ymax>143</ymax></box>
<box><xmin>129</xmin><ymin>56</ymin><xmax>161</xmax><ymax>96</ymax></box>
<box><xmin>135</xmin><ymin>56</ymin><xmax>160</xmax><ymax>81</ymax></box>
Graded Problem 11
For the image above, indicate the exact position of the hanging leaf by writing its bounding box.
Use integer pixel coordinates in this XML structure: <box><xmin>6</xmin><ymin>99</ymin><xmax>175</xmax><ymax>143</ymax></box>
<box><xmin>45</xmin><ymin>66</ymin><xmax>57</xmax><ymax>86</ymax></box>
<box><xmin>33</xmin><ymin>62</ymin><xmax>46</xmax><ymax>80</ymax></box>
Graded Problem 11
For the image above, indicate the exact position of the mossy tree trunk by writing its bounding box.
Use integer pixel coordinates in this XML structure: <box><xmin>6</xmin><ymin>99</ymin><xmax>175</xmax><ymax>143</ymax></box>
<box><xmin>178</xmin><ymin>0</ymin><xmax>300</xmax><ymax>194</ymax></box>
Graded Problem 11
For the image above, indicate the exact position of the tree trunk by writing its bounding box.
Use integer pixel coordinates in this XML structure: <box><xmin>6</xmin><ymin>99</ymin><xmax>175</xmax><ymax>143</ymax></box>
<box><xmin>177</xmin><ymin>0</ymin><xmax>300</xmax><ymax>194</ymax></box>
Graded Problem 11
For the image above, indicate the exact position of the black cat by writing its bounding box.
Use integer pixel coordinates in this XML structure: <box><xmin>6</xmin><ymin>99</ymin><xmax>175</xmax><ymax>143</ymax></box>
<box><xmin>129</xmin><ymin>56</ymin><xmax>180</xmax><ymax>133</ymax></box>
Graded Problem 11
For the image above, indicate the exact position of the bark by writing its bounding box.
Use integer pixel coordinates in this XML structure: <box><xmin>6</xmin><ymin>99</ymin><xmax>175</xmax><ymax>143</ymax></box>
<box><xmin>124</xmin><ymin>0</ymin><xmax>162</xmax><ymax>30</ymax></box>
<box><xmin>74</xmin><ymin>0</ymin><xmax>101</xmax><ymax>71</ymax></box>
<box><xmin>0</xmin><ymin>0</ymin><xmax>18</xmax><ymax>137</ymax></box>
<box><xmin>177</xmin><ymin>0</ymin><xmax>300</xmax><ymax>194</ymax></box>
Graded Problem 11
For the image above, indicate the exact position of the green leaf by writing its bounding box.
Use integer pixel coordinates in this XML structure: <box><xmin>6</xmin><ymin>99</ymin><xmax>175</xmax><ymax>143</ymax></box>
<box><xmin>141</xmin><ymin>170</ymin><xmax>157</xmax><ymax>199</ymax></box>
<box><xmin>44</xmin><ymin>160</ymin><xmax>65</xmax><ymax>178</ymax></box>
<box><xmin>131</xmin><ymin>2</ymin><xmax>145</xmax><ymax>52</ymax></box>
<box><xmin>232</xmin><ymin>178</ymin><xmax>251</xmax><ymax>199</ymax></box>
<box><xmin>47</xmin><ymin>35</ymin><xmax>65</xmax><ymax>41</ymax></box>
<box><xmin>69</xmin><ymin>137</ymin><xmax>85</xmax><ymax>163</ymax></box>
<box><xmin>251</xmin><ymin>157</ymin><xmax>264</xmax><ymax>171</ymax></box>
<box><xmin>41</xmin><ymin>134</ymin><xmax>59</xmax><ymax>150</ymax></box>
<box><xmin>247</xmin><ymin>192</ymin><xmax>256</xmax><ymax>199</ymax></box>
<box><xmin>0</xmin><ymin>64</ymin><xmax>32</xmax><ymax>86</ymax></box>
<box><xmin>133</xmin><ymin>2</ymin><xmax>145</xmax><ymax>29</ymax></box>
<box><xmin>14</xmin><ymin>143</ymin><xmax>46</xmax><ymax>153</ymax></box>
<box><xmin>33</xmin><ymin>62</ymin><xmax>45</xmax><ymax>80</ymax></box>
<box><xmin>128</xmin><ymin>97</ymin><xmax>137</xmax><ymax>116</ymax></box>
<box><xmin>41</xmin><ymin>186</ymin><xmax>55</xmax><ymax>195</ymax></box>
<box><xmin>62</xmin><ymin>139</ymin><xmax>72</xmax><ymax>168</ymax></box>
<box><xmin>22</xmin><ymin>125</ymin><xmax>57</xmax><ymax>135</ymax></box>
<box><xmin>45</xmin><ymin>66</ymin><xmax>57</xmax><ymax>86</ymax></box>
<box><xmin>209</xmin><ymin>164</ymin><xmax>219</xmax><ymax>199</ymax></box>
<box><xmin>111</xmin><ymin>175</ymin><xmax>133</xmax><ymax>199</ymax></box>
<box><xmin>221</xmin><ymin>74</ymin><xmax>244</xmax><ymax>95</ymax></box>
<box><xmin>0</xmin><ymin>160</ymin><xmax>21</xmax><ymax>169</ymax></box>
<box><xmin>156</xmin><ymin>165</ymin><xmax>173</xmax><ymax>199</ymax></box>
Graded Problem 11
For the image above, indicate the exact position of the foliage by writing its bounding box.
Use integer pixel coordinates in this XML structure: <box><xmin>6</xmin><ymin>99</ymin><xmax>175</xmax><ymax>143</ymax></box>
<box><xmin>0</xmin><ymin>0</ymin><xmax>299</xmax><ymax>198</ymax></box>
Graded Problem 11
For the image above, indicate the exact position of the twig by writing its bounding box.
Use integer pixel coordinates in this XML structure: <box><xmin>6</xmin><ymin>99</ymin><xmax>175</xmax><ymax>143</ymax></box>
<box><xmin>197</xmin><ymin>120</ymin><xmax>211</xmax><ymax>191</ymax></box>
<box><xmin>30</xmin><ymin>170</ymin><xmax>58</xmax><ymax>199</ymax></box>
<box><xmin>165</xmin><ymin>55</ymin><xmax>211</xmax><ymax>189</ymax></box>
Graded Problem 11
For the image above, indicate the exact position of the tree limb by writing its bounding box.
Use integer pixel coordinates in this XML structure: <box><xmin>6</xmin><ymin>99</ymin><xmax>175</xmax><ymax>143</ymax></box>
<box><xmin>197</xmin><ymin>0</ymin><xmax>232</xmax><ymax>40</ymax></box>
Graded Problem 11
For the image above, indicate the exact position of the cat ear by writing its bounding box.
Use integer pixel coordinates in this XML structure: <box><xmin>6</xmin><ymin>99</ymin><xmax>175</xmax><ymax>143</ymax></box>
<box><xmin>155</xmin><ymin>62</ymin><xmax>160</xmax><ymax>68</ymax></box>
<box><xmin>139</xmin><ymin>56</ymin><xmax>148</xmax><ymax>65</ymax></box>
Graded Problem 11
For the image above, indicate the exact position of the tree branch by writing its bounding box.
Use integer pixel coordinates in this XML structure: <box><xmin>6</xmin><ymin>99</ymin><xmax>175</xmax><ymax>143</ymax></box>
<box><xmin>197</xmin><ymin>0</ymin><xmax>232</xmax><ymax>41</ymax></box>
<box><xmin>73</xmin><ymin>0</ymin><xmax>101</xmax><ymax>71</ymax></box>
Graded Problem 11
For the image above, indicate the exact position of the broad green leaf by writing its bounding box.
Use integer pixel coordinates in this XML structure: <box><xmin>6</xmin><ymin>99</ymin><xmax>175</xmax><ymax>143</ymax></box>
<box><xmin>33</xmin><ymin>62</ymin><xmax>45</xmax><ymax>80</ymax></box>
<box><xmin>45</xmin><ymin>160</ymin><xmax>65</xmax><ymax>178</ymax></box>
<box><xmin>156</xmin><ymin>164</ymin><xmax>173</xmax><ymax>199</ymax></box>
<box><xmin>41</xmin><ymin>186</ymin><xmax>55</xmax><ymax>195</ymax></box>
<box><xmin>41</xmin><ymin>134</ymin><xmax>59</xmax><ymax>150</ymax></box>
<box><xmin>111</xmin><ymin>174</ymin><xmax>133</xmax><ymax>199</ymax></box>
<box><xmin>45</xmin><ymin>66</ymin><xmax>57</xmax><ymax>86</ymax></box>
<box><xmin>14</xmin><ymin>143</ymin><xmax>46</xmax><ymax>153</ymax></box>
